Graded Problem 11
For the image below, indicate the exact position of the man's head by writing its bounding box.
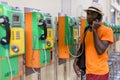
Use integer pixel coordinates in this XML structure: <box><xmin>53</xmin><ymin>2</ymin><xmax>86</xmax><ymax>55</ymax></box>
<box><xmin>84</xmin><ymin>2</ymin><xmax>104</xmax><ymax>25</ymax></box>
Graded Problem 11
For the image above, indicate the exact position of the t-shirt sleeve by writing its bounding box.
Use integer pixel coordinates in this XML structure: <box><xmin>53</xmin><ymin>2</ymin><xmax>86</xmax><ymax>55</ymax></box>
<box><xmin>101</xmin><ymin>27</ymin><xmax>114</xmax><ymax>44</ymax></box>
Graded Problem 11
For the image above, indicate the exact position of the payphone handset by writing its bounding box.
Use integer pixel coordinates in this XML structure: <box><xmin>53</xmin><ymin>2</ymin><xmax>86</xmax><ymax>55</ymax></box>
<box><xmin>0</xmin><ymin>16</ymin><xmax>10</xmax><ymax>45</ymax></box>
<box><xmin>38</xmin><ymin>19</ymin><xmax>47</xmax><ymax>40</ymax></box>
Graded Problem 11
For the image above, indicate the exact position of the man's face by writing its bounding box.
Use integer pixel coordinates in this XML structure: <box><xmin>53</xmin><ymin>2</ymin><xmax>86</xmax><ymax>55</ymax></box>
<box><xmin>86</xmin><ymin>10</ymin><xmax>99</xmax><ymax>24</ymax></box>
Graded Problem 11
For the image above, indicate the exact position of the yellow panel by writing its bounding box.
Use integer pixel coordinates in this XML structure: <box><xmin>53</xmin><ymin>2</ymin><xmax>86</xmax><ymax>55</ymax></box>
<box><xmin>45</xmin><ymin>28</ymin><xmax>54</xmax><ymax>49</ymax></box>
<box><xmin>0</xmin><ymin>8</ymin><xmax>2</xmax><ymax>13</ymax></box>
<box><xmin>10</xmin><ymin>28</ymin><xmax>25</xmax><ymax>56</ymax></box>
<box><xmin>74</xmin><ymin>29</ymin><xmax>79</xmax><ymax>44</ymax></box>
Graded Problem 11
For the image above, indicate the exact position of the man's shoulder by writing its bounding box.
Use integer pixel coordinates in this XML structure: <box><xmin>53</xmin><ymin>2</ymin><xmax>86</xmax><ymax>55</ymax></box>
<box><xmin>101</xmin><ymin>25</ymin><xmax>113</xmax><ymax>31</ymax></box>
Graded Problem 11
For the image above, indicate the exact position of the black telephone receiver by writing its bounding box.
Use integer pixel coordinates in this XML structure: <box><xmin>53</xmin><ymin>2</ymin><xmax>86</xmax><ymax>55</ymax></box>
<box><xmin>38</xmin><ymin>19</ymin><xmax>47</xmax><ymax>40</ymax></box>
<box><xmin>0</xmin><ymin>16</ymin><xmax>10</xmax><ymax>45</ymax></box>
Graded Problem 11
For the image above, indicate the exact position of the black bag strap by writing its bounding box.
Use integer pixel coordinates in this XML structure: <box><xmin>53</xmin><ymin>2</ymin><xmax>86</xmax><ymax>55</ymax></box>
<box><xmin>79</xmin><ymin>26</ymin><xmax>90</xmax><ymax>56</ymax></box>
<box><xmin>80</xmin><ymin>26</ymin><xmax>90</xmax><ymax>80</ymax></box>
<box><xmin>83</xmin><ymin>26</ymin><xmax>91</xmax><ymax>42</ymax></box>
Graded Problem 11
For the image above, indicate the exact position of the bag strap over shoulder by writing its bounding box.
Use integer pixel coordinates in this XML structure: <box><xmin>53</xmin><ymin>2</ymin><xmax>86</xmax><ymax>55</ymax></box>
<box><xmin>76</xmin><ymin>26</ymin><xmax>90</xmax><ymax>57</ymax></box>
<box><xmin>81</xmin><ymin>26</ymin><xmax>90</xmax><ymax>45</ymax></box>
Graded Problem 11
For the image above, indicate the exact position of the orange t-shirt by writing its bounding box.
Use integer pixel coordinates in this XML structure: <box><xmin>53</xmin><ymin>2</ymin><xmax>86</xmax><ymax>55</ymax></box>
<box><xmin>85</xmin><ymin>25</ymin><xmax>113</xmax><ymax>75</ymax></box>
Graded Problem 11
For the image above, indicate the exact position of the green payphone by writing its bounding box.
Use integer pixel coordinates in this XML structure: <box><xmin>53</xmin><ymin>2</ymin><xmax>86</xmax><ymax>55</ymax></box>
<box><xmin>40</xmin><ymin>12</ymin><xmax>54</xmax><ymax>66</ymax></box>
<box><xmin>69</xmin><ymin>17</ymin><xmax>79</xmax><ymax>57</ymax></box>
<box><xmin>65</xmin><ymin>16</ymin><xmax>74</xmax><ymax>45</ymax></box>
<box><xmin>0</xmin><ymin>4</ymin><xmax>25</xmax><ymax>57</ymax></box>
<box><xmin>58</xmin><ymin>14</ymin><xmax>79</xmax><ymax>59</ymax></box>
<box><xmin>25</xmin><ymin>10</ymin><xmax>52</xmax><ymax>68</ymax></box>
<box><xmin>0</xmin><ymin>3</ymin><xmax>25</xmax><ymax>80</ymax></box>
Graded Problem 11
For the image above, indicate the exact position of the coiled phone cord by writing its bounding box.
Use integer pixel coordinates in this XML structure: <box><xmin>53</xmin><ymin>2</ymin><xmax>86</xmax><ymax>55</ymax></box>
<box><xmin>6</xmin><ymin>44</ymin><xmax>13</xmax><ymax>80</ymax></box>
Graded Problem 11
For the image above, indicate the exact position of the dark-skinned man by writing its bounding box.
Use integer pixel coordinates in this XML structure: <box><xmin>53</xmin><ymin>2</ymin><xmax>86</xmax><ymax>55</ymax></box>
<box><xmin>73</xmin><ymin>2</ymin><xmax>113</xmax><ymax>80</ymax></box>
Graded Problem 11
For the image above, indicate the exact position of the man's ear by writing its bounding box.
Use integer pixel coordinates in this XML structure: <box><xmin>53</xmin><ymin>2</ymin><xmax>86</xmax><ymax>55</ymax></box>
<box><xmin>96</xmin><ymin>14</ymin><xmax>102</xmax><ymax>22</ymax></box>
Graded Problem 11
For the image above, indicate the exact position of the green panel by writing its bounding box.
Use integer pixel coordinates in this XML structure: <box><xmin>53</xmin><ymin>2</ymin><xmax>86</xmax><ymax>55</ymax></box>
<box><xmin>0</xmin><ymin>4</ymin><xmax>10</xmax><ymax>58</ymax></box>
<box><xmin>39</xmin><ymin>12</ymin><xmax>46</xmax><ymax>49</ymax></box>
<box><xmin>32</xmin><ymin>12</ymin><xmax>41</xmax><ymax>50</ymax></box>
<box><xmin>69</xmin><ymin>45</ymin><xmax>77</xmax><ymax>57</ymax></box>
<box><xmin>114</xmin><ymin>33</ymin><xmax>120</xmax><ymax>36</ymax></box>
<box><xmin>65</xmin><ymin>16</ymin><xmax>74</xmax><ymax>45</ymax></box>
<box><xmin>69</xmin><ymin>17</ymin><xmax>74</xmax><ymax>44</ymax></box>
<box><xmin>0</xmin><ymin>27</ymin><xmax>7</xmax><ymax>57</ymax></box>
<box><xmin>0</xmin><ymin>4</ymin><xmax>11</xmax><ymax>16</ymax></box>
<box><xmin>0</xmin><ymin>56</ymin><xmax>18</xmax><ymax>80</ymax></box>
<box><xmin>32</xmin><ymin>12</ymin><xmax>46</xmax><ymax>50</ymax></box>
<box><xmin>40</xmin><ymin>49</ymin><xmax>50</xmax><ymax>67</ymax></box>
<box><xmin>0</xmin><ymin>46</ymin><xmax>8</xmax><ymax>58</ymax></box>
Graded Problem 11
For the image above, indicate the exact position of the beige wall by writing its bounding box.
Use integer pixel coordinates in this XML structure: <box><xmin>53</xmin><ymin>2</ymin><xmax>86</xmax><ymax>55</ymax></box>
<box><xmin>1</xmin><ymin>0</ymin><xmax>61</xmax><ymax>17</ymax></box>
<box><xmin>2</xmin><ymin>0</ymin><xmax>109</xmax><ymax>21</ymax></box>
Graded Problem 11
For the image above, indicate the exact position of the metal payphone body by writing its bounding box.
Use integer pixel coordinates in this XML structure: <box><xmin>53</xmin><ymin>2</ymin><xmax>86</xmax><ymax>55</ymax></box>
<box><xmin>25</xmin><ymin>11</ymin><xmax>53</xmax><ymax>68</ymax></box>
<box><xmin>58</xmin><ymin>15</ymin><xmax>77</xmax><ymax>59</ymax></box>
<box><xmin>0</xmin><ymin>4</ymin><xmax>25</xmax><ymax>80</ymax></box>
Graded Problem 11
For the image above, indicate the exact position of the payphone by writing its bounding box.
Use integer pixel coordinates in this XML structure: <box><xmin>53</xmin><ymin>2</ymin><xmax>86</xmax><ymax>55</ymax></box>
<box><xmin>0</xmin><ymin>3</ymin><xmax>25</xmax><ymax>80</ymax></box>
<box><xmin>69</xmin><ymin>18</ymin><xmax>79</xmax><ymax>57</ymax></box>
<box><xmin>25</xmin><ymin>10</ymin><xmax>53</xmax><ymax>68</ymax></box>
<box><xmin>58</xmin><ymin>14</ymin><xmax>78</xmax><ymax>59</ymax></box>
<box><xmin>0</xmin><ymin>4</ymin><xmax>25</xmax><ymax>57</ymax></box>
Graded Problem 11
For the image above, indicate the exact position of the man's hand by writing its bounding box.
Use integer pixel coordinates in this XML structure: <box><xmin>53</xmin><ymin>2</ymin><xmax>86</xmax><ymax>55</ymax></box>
<box><xmin>73</xmin><ymin>58</ymin><xmax>81</xmax><ymax>77</ymax></box>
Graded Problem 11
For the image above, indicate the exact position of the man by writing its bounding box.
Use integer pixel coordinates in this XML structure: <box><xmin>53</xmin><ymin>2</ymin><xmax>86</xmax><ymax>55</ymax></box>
<box><xmin>73</xmin><ymin>2</ymin><xmax>114</xmax><ymax>80</ymax></box>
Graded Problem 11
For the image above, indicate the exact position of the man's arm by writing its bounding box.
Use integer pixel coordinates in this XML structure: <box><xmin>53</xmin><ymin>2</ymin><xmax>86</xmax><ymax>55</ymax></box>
<box><xmin>93</xmin><ymin>29</ymin><xmax>109</xmax><ymax>55</ymax></box>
